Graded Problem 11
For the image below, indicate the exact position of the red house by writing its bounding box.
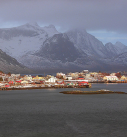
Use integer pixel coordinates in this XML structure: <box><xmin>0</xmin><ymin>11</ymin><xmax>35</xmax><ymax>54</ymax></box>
<box><xmin>9</xmin><ymin>81</ymin><xmax>14</xmax><ymax>84</ymax></box>
<box><xmin>78</xmin><ymin>81</ymin><xmax>88</xmax><ymax>86</ymax></box>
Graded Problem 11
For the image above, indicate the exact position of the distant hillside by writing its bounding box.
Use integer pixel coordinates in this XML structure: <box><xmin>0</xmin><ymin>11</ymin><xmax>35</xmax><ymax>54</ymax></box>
<box><xmin>0</xmin><ymin>49</ymin><xmax>32</xmax><ymax>73</ymax></box>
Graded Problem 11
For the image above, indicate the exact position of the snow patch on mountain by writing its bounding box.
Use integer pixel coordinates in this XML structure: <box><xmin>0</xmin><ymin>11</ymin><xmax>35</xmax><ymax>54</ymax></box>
<box><xmin>112</xmin><ymin>52</ymin><xmax>127</xmax><ymax>65</ymax></box>
<box><xmin>114</xmin><ymin>42</ymin><xmax>127</xmax><ymax>54</ymax></box>
<box><xmin>0</xmin><ymin>35</ymin><xmax>47</xmax><ymax>59</ymax></box>
<box><xmin>42</xmin><ymin>25</ymin><xmax>59</xmax><ymax>37</ymax></box>
<box><xmin>18</xmin><ymin>22</ymin><xmax>41</xmax><ymax>31</ymax></box>
<box><xmin>66</xmin><ymin>29</ymin><xmax>108</xmax><ymax>58</ymax></box>
<box><xmin>105</xmin><ymin>41</ymin><xmax>127</xmax><ymax>58</ymax></box>
<box><xmin>0</xmin><ymin>23</ymin><xmax>60</xmax><ymax>60</ymax></box>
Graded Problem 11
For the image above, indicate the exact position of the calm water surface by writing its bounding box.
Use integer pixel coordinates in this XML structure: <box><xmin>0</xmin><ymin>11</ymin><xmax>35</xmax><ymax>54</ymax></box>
<box><xmin>0</xmin><ymin>83</ymin><xmax>127</xmax><ymax>137</ymax></box>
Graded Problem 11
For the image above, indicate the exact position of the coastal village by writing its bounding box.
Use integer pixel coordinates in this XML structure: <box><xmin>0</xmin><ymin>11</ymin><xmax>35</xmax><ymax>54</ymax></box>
<box><xmin>0</xmin><ymin>70</ymin><xmax>127</xmax><ymax>90</ymax></box>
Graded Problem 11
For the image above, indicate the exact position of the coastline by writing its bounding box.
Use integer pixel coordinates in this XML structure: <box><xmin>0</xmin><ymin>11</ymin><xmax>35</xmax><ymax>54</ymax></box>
<box><xmin>0</xmin><ymin>85</ymin><xmax>90</xmax><ymax>91</ymax></box>
<box><xmin>1</xmin><ymin>82</ymin><xmax>127</xmax><ymax>91</ymax></box>
<box><xmin>90</xmin><ymin>81</ymin><xmax>127</xmax><ymax>83</ymax></box>
<box><xmin>0</xmin><ymin>83</ymin><xmax>91</xmax><ymax>91</ymax></box>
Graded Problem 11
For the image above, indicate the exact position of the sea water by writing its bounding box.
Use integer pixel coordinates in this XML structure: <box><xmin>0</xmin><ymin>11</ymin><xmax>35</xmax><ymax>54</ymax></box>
<box><xmin>0</xmin><ymin>83</ymin><xmax>127</xmax><ymax>137</ymax></box>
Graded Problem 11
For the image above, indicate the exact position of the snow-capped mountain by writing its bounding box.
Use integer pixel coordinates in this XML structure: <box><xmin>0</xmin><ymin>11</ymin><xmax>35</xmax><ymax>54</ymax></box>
<box><xmin>0</xmin><ymin>22</ymin><xmax>59</xmax><ymax>60</ymax></box>
<box><xmin>19</xmin><ymin>33</ymin><xmax>112</xmax><ymax>72</ymax></box>
<box><xmin>105</xmin><ymin>42</ymin><xmax>127</xmax><ymax>58</ymax></box>
<box><xmin>36</xmin><ymin>33</ymin><xmax>82</xmax><ymax>62</ymax></box>
<box><xmin>0</xmin><ymin>49</ymin><xmax>31</xmax><ymax>73</ymax></box>
<box><xmin>66</xmin><ymin>29</ymin><xmax>108</xmax><ymax>58</ymax></box>
<box><xmin>0</xmin><ymin>22</ymin><xmax>127</xmax><ymax>72</ymax></box>
<box><xmin>19</xmin><ymin>33</ymin><xmax>87</xmax><ymax>72</ymax></box>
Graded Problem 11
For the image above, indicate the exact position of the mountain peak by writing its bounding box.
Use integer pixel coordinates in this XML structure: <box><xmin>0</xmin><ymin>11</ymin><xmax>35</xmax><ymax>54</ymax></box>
<box><xmin>115</xmin><ymin>41</ymin><xmax>125</xmax><ymax>45</ymax></box>
<box><xmin>42</xmin><ymin>24</ymin><xmax>59</xmax><ymax>37</ymax></box>
<box><xmin>44</xmin><ymin>24</ymin><xmax>56</xmax><ymax>29</ymax></box>
<box><xmin>115</xmin><ymin>41</ymin><xmax>126</xmax><ymax>48</ymax></box>
<box><xmin>26</xmin><ymin>22</ymin><xmax>40</xmax><ymax>27</ymax></box>
<box><xmin>115</xmin><ymin>41</ymin><xmax>121</xmax><ymax>45</ymax></box>
<box><xmin>18</xmin><ymin>22</ymin><xmax>40</xmax><ymax>29</ymax></box>
<box><xmin>105</xmin><ymin>42</ymin><xmax>113</xmax><ymax>46</ymax></box>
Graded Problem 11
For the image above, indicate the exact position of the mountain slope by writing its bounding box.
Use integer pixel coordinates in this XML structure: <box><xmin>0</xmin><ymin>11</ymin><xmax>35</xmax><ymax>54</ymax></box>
<box><xmin>66</xmin><ymin>29</ymin><xmax>108</xmax><ymax>58</ymax></box>
<box><xmin>0</xmin><ymin>49</ymin><xmax>32</xmax><ymax>73</ymax></box>
<box><xmin>0</xmin><ymin>23</ymin><xmax>59</xmax><ymax>59</ymax></box>
<box><xmin>19</xmin><ymin>33</ymin><xmax>86</xmax><ymax>72</ymax></box>
<box><xmin>114</xmin><ymin>42</ymin><xmax>127</xmax><ymax>54</ymax></box>
<box><xmin>105</xmin><ymin>42</ymin><xmax>127</xmax><ymax>58</ymax></box>
<box><xmin>36</xmin><ymin>33</ymin><xmax>82</xmax><ymax>63</ymax></box>
<box><xmin>112</xmin><ymin>52</ymin><xmax>127</xmax><ymax>65</ymax></box>
<box><xmin>105</xmin><ymin>42</ymin><xmax>118</xmax><ymax>58</ymax></box>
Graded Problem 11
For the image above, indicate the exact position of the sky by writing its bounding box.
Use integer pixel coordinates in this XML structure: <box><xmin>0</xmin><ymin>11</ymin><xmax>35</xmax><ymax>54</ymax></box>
<box><xmin>0</xmin><ymin>0</ymin><xmax>127</xmax><ymax>45</ymax></box>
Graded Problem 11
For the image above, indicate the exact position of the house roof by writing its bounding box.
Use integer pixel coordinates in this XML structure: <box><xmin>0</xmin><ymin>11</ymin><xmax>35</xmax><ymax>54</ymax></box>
<box><xmin>105</xmin><ymin>76</ymin><xmax>118</xmax><ymax>78</ymax></box>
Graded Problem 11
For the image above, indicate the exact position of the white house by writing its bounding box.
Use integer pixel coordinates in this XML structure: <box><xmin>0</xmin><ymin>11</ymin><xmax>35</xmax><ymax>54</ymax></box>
<box><xmin>110</xmin><ymin>73</ymin><xmax>116</xmax><ymax>76</ymax></box>
<box><xmin>23</xmin><ymin>75</ymin><xmax>32</xmax><ymax>81</ymax></box>
<box><xmin>11</xmin><ymin>74</ymin><xmax>20</xmax><ymax>77</ymax></box>
<box><xmin>82</xmin><ymin>70</ymin><xmax>89</xmax><ymax>73</ymax></box>
<box><xmin>45</xmin><ymin>76</ymin><xmax>57</xmax><ymax>83</ymax></box>
<box><xmin>65</xmin><ymin>75</ymin><xmax>72</xmax><ymax>80</ymax></box>
<box><xmin>0</xmin><ymin>83</ymin><xmax>5</xmax><ymax>87</ymax></box>
<box><xmin>103</xmin><ymin>76</ymin><xmax>118</xmax><ymax>81</ymax></box>
<box><xmin>56</xmin><ymin>72</ymin><xmax>66</xmax><ymax>78</ymax></box>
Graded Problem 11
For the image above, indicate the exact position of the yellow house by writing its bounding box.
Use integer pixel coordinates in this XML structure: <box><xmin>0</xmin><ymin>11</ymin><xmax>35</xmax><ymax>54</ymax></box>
<box><xmin>120</xmin><ymin>75</ymin><xmax>127</xmax><ymax>80</ymax></box>
<box><xmin>90</xmin><ymin>72</ymin><xmax>98</xmax><ymax>75</ymax></box>
<box><xmin>70</xmin><ymin>73</ymin><xmax>79</xmax><ymax>79</ymax></box>
<box><xmin>32</xmin><ymin>76</ymin><xmax>44</xmax><ymax>80</ymax></box>
<box><xmin>21</xmin><ymin>80</ymin><xmax>28</xmax><ymax>84</ymax></box>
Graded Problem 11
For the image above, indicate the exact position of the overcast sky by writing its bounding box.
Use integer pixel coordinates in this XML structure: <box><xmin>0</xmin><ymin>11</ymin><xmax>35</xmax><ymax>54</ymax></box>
<box><xmin>0</xmin><ymin>0</ymin><xmax>127</xmax><ymax>45</ymax></box>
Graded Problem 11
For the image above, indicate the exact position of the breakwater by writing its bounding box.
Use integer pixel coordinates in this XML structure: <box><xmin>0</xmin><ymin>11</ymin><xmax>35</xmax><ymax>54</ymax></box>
<box><xmin>0</xmin><ymin>84</ymin><xmax>91</xmax><ymax>91</ymax></box>
<box><xmin>90</xmin><ymin>80</ymin><xmax>127</xmax><ymax>83</ymax></box>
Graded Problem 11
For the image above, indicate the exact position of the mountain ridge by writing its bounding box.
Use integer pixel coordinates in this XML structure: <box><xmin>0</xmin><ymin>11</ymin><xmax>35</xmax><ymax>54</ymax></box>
<box><xmin>0</xmin><ymin>22</ymin><xmax>127</xmax><ymax>72</ymax></box>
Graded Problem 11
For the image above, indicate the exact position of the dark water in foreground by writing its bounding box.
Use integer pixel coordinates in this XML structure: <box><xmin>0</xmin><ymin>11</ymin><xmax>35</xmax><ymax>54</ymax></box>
<box><xmin>0</xmin><ymin>83</ymin><xmax>127</xmax><ymax>137</ymax></box>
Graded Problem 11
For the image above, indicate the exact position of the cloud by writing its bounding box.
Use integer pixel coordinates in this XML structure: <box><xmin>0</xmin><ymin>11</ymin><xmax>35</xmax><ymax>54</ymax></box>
<box><xmin>0</xmin><ymin>0</ymin><xmax>127</xmax><ymax>33</ymax></box>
